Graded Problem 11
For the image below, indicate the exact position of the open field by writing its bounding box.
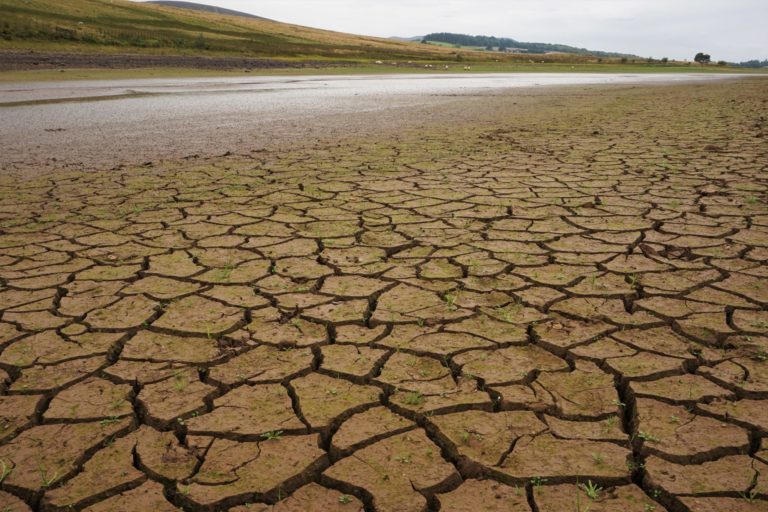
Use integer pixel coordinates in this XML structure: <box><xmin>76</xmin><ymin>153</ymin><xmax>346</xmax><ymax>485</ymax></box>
<box><xmin>0</xmin><ymin>78</ymin><xmax>767</xmax><ymax>512</ymax></box>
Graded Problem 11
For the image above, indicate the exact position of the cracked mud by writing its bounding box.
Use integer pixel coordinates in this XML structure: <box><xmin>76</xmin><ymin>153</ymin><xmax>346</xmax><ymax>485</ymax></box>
<box><xmin>0</xmin><ymin>78</ymin><xmax>767</xmax><ymax>512</ymax></box>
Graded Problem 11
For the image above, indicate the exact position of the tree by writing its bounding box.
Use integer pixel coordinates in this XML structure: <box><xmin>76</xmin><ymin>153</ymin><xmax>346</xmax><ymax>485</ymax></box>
<box><xmin>694</xmin><ymin>52</ymin><xmax>711</xmax><ymax>64</ymax></box>
<box><xmin>661</xmin><ymin>57</ymin><xmax>669</xmax><ymax>64</ymax></box>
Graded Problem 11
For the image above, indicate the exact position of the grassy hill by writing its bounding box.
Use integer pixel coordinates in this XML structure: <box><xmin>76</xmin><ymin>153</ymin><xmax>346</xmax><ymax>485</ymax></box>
<box><xmin>0</xmin><ymin>0</ymin><xmax>753</xmax><ymax>76</ymax></box>
<box><xmin>146</xmin><ymin>1</ymin><xmax>270</xmax><ymax>21</ymax></box>
<box><xmin>0</xmin><ymin>0</ymin><xmax>478</xmax><ymax>61</ymax></box>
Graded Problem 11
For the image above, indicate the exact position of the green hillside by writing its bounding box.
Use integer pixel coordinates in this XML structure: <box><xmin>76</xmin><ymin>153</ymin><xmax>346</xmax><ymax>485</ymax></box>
<box><xmin>0</xmin><ymin>0</ymin><xmax>475</xmax><ymax>61</ymax></box>
<box><xmin>146</xmin><ymin>1</ymin><xmax>270</xmax><ymax>20</ymax></box>
<box><xmin>1</xmin><ymin>0</ymin><xmax>751</xmax><ymax>75</ymax></box>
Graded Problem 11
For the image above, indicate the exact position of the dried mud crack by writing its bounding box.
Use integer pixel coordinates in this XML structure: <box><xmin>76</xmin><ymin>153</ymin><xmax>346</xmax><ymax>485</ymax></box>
<box><xmin>0</xmin><ymin>78</ymin><xmax>767</xmax><ymax>512</ymax></box>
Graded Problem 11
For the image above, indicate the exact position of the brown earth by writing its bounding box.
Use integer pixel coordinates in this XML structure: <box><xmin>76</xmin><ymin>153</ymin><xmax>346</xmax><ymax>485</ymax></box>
<box><xmin>0</xmin><ymin>51</ymin><xmax>356</xmax><ymax>72</ymax></box>
<box><xmin>0</xmin><ymin>78</ymin><xmax>767</xmax><ymax>511</ymax></box>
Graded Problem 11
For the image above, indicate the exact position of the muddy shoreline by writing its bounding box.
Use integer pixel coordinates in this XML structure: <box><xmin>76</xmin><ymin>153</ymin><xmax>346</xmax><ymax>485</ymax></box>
<box><xmin>0</xmin><ymin>75</ymin><xmax>755</xmax><ymax>177</ymax></box>
<box><xmin>0</xmin><ymin>50</ymin><xmax>358</xmax><ymax>72</ymax></box>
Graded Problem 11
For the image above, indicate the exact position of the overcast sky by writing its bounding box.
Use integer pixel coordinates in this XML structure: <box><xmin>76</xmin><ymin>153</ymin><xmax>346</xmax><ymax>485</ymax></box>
<box><xmin>149</xmin><ymin>0</ymin><xmax>767</xmax><ymax>61</ymax></box>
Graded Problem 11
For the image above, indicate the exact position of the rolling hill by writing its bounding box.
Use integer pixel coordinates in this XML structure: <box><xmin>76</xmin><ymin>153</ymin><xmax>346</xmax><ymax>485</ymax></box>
<box><xmin>145</xmin><ymin>1</ymin><xmax>270</xmax><ymax>21</ymax></box>
<box><xmin>0</xmin><ymin>0</ymin><xmax>472</xmax><ymax>61</ymax></box>
<box><xmin>0</xmin><ymin>0</ymin><xmax>654</xmax><ymax>68</ymax></box>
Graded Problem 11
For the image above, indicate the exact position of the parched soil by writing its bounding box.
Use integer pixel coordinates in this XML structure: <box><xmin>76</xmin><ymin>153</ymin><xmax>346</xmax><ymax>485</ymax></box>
<box><xmin>0</xmin><ymin>78</ymin><xmax>767</xmax><ymax>512</ymax></box>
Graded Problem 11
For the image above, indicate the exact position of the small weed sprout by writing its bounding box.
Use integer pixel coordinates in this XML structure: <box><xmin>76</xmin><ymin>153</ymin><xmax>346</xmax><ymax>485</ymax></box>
<box><xmin>261</xmin><ymin>430</ymin><xmax>284</xmax><ymax>441</ymax></box>
<box><xmin>219</xmin><ymin>262</ymin><xmax>235</xmax><ymax>281</ymax></box>
<box><xmin>497</xmin><ymin>307</ymin><xmax>514</xmax><ymax>323</ymax></box>
<box><xmin>339</xmin><ymin>494</ymin><xmax>353</xmax><ymax>504</ymax></box>
<box><xmin>99</xmin><ymin>416</ymin><xmax>121</xmax><ymax>427</ymax></box>
<box><xmin>739</xmin><ymin>473</ymin><xmax>759</xmax><ymax>503</ymax></box>
<box><xmin>173</xmin><ymin>370</ymin><xmax>188</xmax><ymax>392</ymax></box>
<box><xmin>583</xmin><ymin>480</ymin><xmax>602</xmax><ymax>500</ymax></box>
<box><xmin>0</xmin><ymin>459</ymin><xmax>11</xmax><ymax>484</ymax></box>
<box><xmin>740</xmin><ymin>489</ymin><xmax>759</xmax><ymax>503</ymax></box>
<box><xmin>500</xmin><ymin>297</ymin><xmax>525</xmax><ymax>320</ymax></box>
<box><xmin>637</xmin><ymin>431</ymin><xmax>660</xmax><ymax>443</ymax></box>
<box><xmin>575</xmin><ymin>478</ymin><xmax>590</xmax><ymax>512</ymax></box>
<box><xmin>403</xmin><ymin>391</ymin><xmax>424</xmax><ymax>406</ymax></box>
<box><xmin>38</xmin><ymin>465</ymin><xmax>60</xmax><ymax>488</ymax></box>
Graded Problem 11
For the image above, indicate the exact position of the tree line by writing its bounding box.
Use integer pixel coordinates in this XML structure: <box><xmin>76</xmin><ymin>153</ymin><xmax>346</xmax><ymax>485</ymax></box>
<box><xmin>421</xmin><ymin>32</ymin><xmax>635</xmax><ymax>58</ymax></box>
<box><xmin>735</xmin><ymin>59</ymin><xmax>768</xmax><ymax>68</ymax></box>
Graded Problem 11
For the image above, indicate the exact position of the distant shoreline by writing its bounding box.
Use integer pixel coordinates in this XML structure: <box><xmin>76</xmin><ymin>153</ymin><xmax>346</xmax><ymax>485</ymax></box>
<box><xmin>2</xmin><ymin>51</ymin><xmax>764</xmax><ymax>84</ymax></box>
<box><xmin>0</xmin><ymin>51</ymin><xmax>358</xmax><ymax>72</ymax></box>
